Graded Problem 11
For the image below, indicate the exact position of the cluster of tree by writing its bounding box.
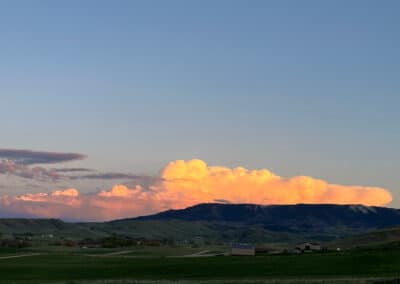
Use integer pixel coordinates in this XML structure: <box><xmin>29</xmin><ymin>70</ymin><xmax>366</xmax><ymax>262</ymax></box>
<box><xmin>99</xmin><ymin>236</ymin><xmax>139</xmax><ymax>248</ymax></box>
<box><xmin>50</xmin><ymin>235</ymin><xmax>166</xmax><ymax>248</ymax></box>
<box><xmin>50</xmin><ymin>239</ymin><xmax>78</xmax><ymax>247</ymax></box>
<box><xmin>0</xmin><ymin>239</ymin><xmax>32</xmax><ymax>248</ymax></box>
<box><xmin>97</xmin><ymin>236</ymin><xmax>162</xmax><ymax>248</ymax></box>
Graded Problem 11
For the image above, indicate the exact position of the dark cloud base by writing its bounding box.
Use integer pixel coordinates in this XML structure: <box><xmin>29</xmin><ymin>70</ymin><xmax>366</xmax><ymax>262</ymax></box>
<box><xmin>0</xmin><ymin>149</ymin><xmax>86</xmax><ymax>165</ymax></box>
<box><xmin>0</xmin><ymin>148</ymin><xmax>156</xmax><ymax>184</ymax></box>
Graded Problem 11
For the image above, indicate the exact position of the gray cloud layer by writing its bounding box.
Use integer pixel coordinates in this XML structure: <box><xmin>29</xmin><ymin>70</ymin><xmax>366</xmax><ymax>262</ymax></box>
<box><xmin>0</xmin><ymin>161</ymin><xmax>151</xmax><ymax>182</ymax></box>
<box><xmin>0</xmin><ymin>160</ymin><xmax>61</xmax><ymax>181</ymax></box>
<box><xmin>0</xmin><ymin>148</ymin><xmax>154</xmax><ymax>184</ymax></box>
<box><xmin>71</xmin><ymin>173</ymin><xmax>151</xmax><ymax>180</ymax></box>
<box><xmin>0</xmin><ymin>149</ymin><xmax>86</xmax><ymax>165</ymax></box>
<box><xmin>54</xmin><ymin>168</ymin><xmax>94</xmax><ymax>173</ymax></box>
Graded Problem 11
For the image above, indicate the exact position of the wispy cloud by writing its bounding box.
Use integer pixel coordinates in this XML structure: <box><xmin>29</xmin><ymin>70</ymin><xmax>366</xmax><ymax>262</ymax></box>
<box><xmin>0</xmin><ymin>149</ymin><xmax>86</xmax><ymax>165</ymax></box>
<box><xmin>0</xmin><ymin>161</ymin><xmax>150</xmax><ymax>183</ymax></box>
<box><xmin>0</xmin><ymin>148</ymin><xmax>152</xmax><ymax>183</ymax></box>
<box><xmin>70</xmin><ymin>172</ymin><xmax>157</xmax><ymax>182</ymax></box>
<box><xmin>0</xmin><ymin>160</ymin><xmax>61</xmax><ymax>181</ymax></box>
<box><xmin>54</xmin><ymin>168</ymin><xmax>94</xmax><ymax>173</ymax></box>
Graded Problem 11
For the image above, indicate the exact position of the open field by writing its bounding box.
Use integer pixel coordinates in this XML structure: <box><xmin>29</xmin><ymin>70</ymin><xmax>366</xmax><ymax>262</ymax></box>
<box><xmin>0</xmin><ymin>247</ymin><xmax>400</xmax><ymax>283</ymax></box>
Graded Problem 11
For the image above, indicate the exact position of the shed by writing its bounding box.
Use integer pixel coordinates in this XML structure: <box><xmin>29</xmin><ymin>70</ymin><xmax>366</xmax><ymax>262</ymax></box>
<box><xmin>295</xmin><ymin>242</ymin><xmax>321</xmax><ymax>252</ymax></box>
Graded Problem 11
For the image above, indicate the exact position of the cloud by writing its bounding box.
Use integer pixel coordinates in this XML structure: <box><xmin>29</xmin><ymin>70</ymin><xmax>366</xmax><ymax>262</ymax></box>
<box><xmin>0</xmin><ymin>149</ymin><xmax>86</xmax><ymax>165</ymax></box>
<box><xmin>0</xmin><ymin>159</ymin><xmax>392</xmax><ymax>221</ymax></box>
<box><xmin>0</xmin><ymin>160</ymin><xmax>150</xmax><ymax>182</ymax></box>
<box><xmin>54</xmin><ymin>168</ymin><xmax>94</xmax><ymax>173</ymax></box>
<box><xmin>70</xmin><ymin>172</ymin><xmax>154</xmax><ymax>181</ymax></box>
<box><xmin>16</xmin><ymin>188</ymin><xmax>79</xmax><ymax>201</ymax></box>
<box><xmin>159</xmin><ymin>160</ymin><xmax>392</xmax><ymax>208</ymax></box>
<box><xmin>0</xmin><ymin>189</ymin><xmax>82</xmax><ymax>220</ymax></box>
<box><xmin>0</xmin><ymin>186</ymin><xmax>156</xmax><ymax>221</ymax></box>
<box><xmin>0</xmin><ymin>160</ymin><xmax>61</xmax><ymax>181</ymax></box>
<box><xmin>0</xmin><ymin>148</ymin><xmax>86</xmax><ymax>181</ymax></box>
<box><xmin>0</xmin><ymin>148</ymin><xmax>146</xmax><ymax>182</ymax></box>
<box><xmin>52</xmin><ymin>188</ymin><xmax>80</xmax><ymax>197</ymax></box>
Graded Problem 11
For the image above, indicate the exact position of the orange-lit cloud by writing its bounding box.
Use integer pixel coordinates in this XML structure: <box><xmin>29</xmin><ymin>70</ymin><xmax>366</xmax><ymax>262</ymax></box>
<box><xmin>159</xmin><ymin>159</ymin><xmax>392</xmax><ymax>207</ymax></box>
<box><xmin>0</xmin><ymin>159</ymin><xmax>393</xmax><ymax>221</ymax></box>
<box><xmin>52</xmin><ymin>188</ymin><xmax>80</xmax><ymax>197</ymax></box>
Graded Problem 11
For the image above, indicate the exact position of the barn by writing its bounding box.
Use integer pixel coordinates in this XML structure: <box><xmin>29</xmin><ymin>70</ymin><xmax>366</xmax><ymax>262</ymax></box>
<box><xmin>295</xmin><ymin>242</ymin><xmax>321</xmax><ymax>252</ymax></box>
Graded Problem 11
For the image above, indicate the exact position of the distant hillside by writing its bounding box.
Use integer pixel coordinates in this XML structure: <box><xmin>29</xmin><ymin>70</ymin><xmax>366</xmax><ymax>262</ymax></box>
<box><xmin>1</xmin><ymin>203</ymin><xmax>400</xmax><ymax>243</ymax></box>
<box><xmin>0</xmin><ymin>218</ymin><xmax>72</xmax><ymax>235</ymax></box>
<box><xmin>0</xmin><ymin>218</ymin><xmax>294</xmax><ymax>243</ymax></box>
<box><xmin>132</xmin><ymin>203</ymin><xmax>400</xmax><ymax>236</ymax></box>
<box><xmin>97</xmin><ymin>219</ymin><xmax>294</xmax><ymax>243</ymax></box>
<box><xmin>331</xmin><ymin>227</ymin><xmax>400</xmax><ymax>249</ymax></box>
<box><xmin>0</xmin><ymin>218</ymin><xmax>107</xmax><ymax>239</ymax></box>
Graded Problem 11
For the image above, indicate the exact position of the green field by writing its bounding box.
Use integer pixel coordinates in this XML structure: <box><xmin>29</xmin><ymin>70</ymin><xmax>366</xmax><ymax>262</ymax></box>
<box><xmin>0</xmin><ymin>247</ymin><xmax>400</xmax><ymax>283</ymax></box>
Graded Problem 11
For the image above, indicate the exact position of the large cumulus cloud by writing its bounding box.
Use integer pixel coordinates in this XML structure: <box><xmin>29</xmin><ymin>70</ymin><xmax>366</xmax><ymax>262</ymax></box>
<box><xmin>159</xmin><ymin>159</ymin><xmax>392</xmax><ymax>207</ymax></box>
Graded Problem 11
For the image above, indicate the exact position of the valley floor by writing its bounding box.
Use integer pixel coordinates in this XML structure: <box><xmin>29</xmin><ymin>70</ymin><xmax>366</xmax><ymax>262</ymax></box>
<box><xmin>0</xmin><ymin>246</ymin><xmax>400</xmax><ymax>283</ymax></box>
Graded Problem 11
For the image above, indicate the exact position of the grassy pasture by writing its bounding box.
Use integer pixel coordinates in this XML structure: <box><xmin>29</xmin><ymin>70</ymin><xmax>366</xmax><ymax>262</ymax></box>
<box><xmin>0</xmin><ymin>247</ymin><xmax>399</xmax><ymax>283</ymax></box>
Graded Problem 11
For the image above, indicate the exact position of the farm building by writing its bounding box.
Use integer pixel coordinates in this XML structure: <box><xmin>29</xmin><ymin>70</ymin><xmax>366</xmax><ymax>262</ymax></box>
<box><xmin>192</xmin><ymin>236</ymin><xmax>205</xmax><ymax>246</ymax></box>
<box><xmin>231</xmin><ymin>243</ymin><xmax>255</xmax><ymax>256</ymax></box>
<box><xmin>295</xmin><ymin>242</ymin><xmax>321</xmax><ymax>252</ymax></box>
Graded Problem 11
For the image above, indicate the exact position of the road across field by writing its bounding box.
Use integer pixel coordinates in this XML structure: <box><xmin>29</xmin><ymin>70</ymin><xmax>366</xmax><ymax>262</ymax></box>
<box><xmin>0</xmin><ymin>253</ymin><xmax>42</xmax><ymax>260</ymax></box>
<box><xmin>84</xmin><ymin>249</ymin><xmax>228</xmax><ymax>258</ymax></box>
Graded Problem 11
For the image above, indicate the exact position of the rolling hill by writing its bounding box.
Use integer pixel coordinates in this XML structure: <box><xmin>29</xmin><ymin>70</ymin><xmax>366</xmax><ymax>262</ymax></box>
<box><xmin>107</xmin><ymin>203</ymin><xmax>400</xmax><ymax>242</ymax></box>
<box><xmin>1</xmin><ymin>203</ymin><xmax>400</xmax><ymax>243</ymax></box>
<box><xmin>330</xmin><ymin>226</ymin><xmax>400</xmax><ymax>249</ymax></box>
<box><xmin>133</xmin><ymin>203</ymin><xmax>400</xmax><ymax>233</ymax></box>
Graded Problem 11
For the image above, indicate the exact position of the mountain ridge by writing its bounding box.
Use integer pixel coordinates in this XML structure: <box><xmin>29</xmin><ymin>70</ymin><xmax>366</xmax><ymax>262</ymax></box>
<box><xmin>130</xmin><ymin>203</ymin><xmax>400</xmax><ymax>231</ymax></box>
<box><xmin>1</xmin><ymin>203</ymin><xmax>400</xmax><ymax>243</ymax></box>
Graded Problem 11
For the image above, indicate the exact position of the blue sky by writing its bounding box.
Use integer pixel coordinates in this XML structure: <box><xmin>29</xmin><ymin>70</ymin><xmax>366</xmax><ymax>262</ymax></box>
<box><xmin>0</xmin><ymin>1</ymin><xmax>399</xmax><ymax>207</ymax></box>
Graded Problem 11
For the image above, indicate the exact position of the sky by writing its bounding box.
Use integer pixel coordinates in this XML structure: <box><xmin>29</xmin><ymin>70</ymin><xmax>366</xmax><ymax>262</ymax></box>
<box><xmin>0</xmin><ymin>0</ymin><xmax>399</xmax><ymax>220</ymax></box>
